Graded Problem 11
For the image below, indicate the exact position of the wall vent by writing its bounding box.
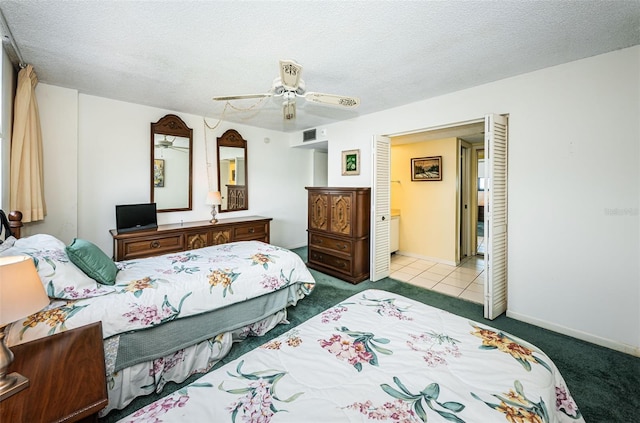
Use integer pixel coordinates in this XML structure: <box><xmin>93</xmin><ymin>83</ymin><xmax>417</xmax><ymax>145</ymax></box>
<box><xmin>303</xmin><ymin>129</ymin><xmax>317</xmax><ymax>142</ymax></box>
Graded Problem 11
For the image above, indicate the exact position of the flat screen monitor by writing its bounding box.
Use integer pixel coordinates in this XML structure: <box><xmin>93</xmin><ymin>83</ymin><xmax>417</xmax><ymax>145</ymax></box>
<box><xmin>115</xmin><ymin>203</ymin><xmax>158</xmax><ymax>233</ymax></box>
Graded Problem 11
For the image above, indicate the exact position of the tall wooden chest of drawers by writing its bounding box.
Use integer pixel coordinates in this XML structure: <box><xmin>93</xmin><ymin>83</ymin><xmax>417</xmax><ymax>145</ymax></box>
<box><xmin>111</xmin><ymin>216</ymin><xmax>271</xmax><ymax>261</ymax></box>
<box><xmin>306</xmin><ymin>187</ymin><xmax>370</xmax><ymax>283</ymax></box>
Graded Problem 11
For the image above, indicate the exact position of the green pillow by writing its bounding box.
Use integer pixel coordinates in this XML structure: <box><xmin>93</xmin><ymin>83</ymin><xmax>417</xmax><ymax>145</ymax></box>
<box><xmin>66</xmin><ymin>238</ymin><xmax>118</xmax><ymax>285</ymax></box>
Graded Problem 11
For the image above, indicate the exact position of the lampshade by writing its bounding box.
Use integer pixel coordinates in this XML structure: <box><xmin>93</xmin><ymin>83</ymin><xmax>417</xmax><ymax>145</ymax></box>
<box><xmin>0</xmin><ymin>256</ymin><xmax>49</xmax><ymax>327</ymax></box>
<box><xmin>206</xmin><ymin>191</ymin><xmax>222</xmax><ymax>206</ymax></box>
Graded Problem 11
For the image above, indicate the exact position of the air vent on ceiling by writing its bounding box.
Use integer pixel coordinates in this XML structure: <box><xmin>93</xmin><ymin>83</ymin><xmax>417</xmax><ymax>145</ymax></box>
<box><xmin>303</xmin><ymin>129</ymin><xmax>316</xmax><ymax>142</ymax></box>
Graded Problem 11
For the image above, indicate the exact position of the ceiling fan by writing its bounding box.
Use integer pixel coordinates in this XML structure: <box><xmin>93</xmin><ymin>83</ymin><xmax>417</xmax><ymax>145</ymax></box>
<box><xmin>155</xmin><ymin>135</ymin><xmax>188</xmax><ymax>152</ymax></box>
<box><xmin>212</xmin><ymin>59</ymin><xmax>360</xmax><ymax>120</ymax></box>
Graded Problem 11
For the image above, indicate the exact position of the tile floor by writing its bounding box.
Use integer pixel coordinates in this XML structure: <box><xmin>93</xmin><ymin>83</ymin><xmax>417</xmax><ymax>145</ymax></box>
<box><xmin>390</xmin><ymin>254</ymin><xmax>485</xmax><ymax>304</ymax></box>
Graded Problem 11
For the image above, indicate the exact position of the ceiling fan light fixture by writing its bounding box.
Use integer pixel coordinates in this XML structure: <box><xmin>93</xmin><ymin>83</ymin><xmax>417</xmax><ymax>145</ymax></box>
<box><xmin>283</xmin><ymin>101</ymin><xmax>296</xmax><ymax>120</ymax></box>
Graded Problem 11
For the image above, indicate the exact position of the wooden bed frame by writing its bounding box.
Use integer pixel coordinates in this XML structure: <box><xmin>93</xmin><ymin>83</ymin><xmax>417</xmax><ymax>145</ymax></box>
<box><xmin>2</xmin><ymin>210</ymin><xmax>22</xmax><ymax>239</ymax></box>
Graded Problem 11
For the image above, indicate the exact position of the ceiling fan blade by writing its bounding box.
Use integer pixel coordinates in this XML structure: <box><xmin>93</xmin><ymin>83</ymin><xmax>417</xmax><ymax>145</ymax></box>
<box><xmin>212</xmin><ymin>93</ymin><xmax>272</xmax><ymax>101</ymax></box>
<box><xmin>279</xmin><ymin>59</ymin><xmax>302</xmax><ymax>91</ymax></box>
<box><xmin>304</xmin><ymin>92</ymin><xmax>360</xmax><ymax>108</ymax></box>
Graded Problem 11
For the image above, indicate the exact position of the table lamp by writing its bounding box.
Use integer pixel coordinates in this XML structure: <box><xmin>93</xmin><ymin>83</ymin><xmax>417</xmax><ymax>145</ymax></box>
<box><xmin>206</xmin><ymin>191</ymin><xmax>222</xmax><ymax>223</ymax></box>
<box><xmin>0</xmin><ymin>255</ymin><xmax>49</xmax><ymax>401</ymax></box>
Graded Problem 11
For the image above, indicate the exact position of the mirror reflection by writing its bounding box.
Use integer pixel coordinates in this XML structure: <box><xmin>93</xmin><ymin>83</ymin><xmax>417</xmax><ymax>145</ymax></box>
<box><xmin>217</xmin><ymin>129</ymin><xmax>248</xmax><ymax>212</ymax></box>
<box><xmin>151</xmin><ymin>114</ymin><xmax>193</xmax><ymax>212</ymax></box>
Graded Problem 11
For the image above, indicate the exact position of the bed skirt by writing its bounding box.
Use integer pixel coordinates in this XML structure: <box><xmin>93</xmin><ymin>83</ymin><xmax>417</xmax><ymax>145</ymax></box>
<box><xmin>101</xmin><ymin>309</ymin><xmax>287</xmax><ymax>416</ymax></box>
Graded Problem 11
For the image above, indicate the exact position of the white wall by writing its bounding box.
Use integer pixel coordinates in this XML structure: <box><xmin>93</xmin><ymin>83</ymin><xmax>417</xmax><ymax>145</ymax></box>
<box><xmin>391</xmin><ymin>138</ymin><xmax>459</xmax><ymax>263</ymax></box>
<box><xmin>32</xmin><ymin>90</ymin><xmax>313</xmax><ymax>253</ymax></box>
<box><xmin>312</xmin><ymin>150</ymin><xmax>328</xmax><ymax>186</ymax></box>
<box><xmin>27</xmin><ymin>84</ymin><xmax>78</xmax><ymax>241</ymax></box>
<box><xmin>317</xmin><ymin>46</ymin><xmax>640</xmax><ymax>355</ymax></box>
<box><xmin>0</xmin><ymin>48</ymin><xmax>15</xmax><ymax>209</ymax></box>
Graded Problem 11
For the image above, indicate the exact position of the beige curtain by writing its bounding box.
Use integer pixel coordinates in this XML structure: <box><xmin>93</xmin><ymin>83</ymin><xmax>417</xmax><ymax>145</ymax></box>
<box><xmin>10</xmin><ymin>64</ymin><xmax>46</xmax><ymax>222</ymax></box>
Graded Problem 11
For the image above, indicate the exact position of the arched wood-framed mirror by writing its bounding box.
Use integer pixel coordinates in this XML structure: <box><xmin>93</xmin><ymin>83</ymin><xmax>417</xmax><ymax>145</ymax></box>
<box><xmin>151</xmin><ymin>114</ymin><xmax>193</xmax><ymax>212</ymax></box>
<box><xmin>217</xmin><ymin>129</ymin><xmax>248</xmax><ymax>212</ymax></box>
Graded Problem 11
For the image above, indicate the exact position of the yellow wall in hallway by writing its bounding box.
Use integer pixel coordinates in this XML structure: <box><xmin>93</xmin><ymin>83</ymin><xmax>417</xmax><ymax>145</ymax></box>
<box><xmin>391</xmin><ymin>137</ymin><xmax>458</xmax><ymax>263</ymax></box>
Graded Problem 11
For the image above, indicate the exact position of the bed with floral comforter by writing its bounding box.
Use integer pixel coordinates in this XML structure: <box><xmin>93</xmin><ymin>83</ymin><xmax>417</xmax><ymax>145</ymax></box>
<box><xmin>0</xmin><ymin>234</ymin><xmax>315</xmax><ymax>415</ymax></box>
<box><xmin>118</xmin><ymin>289</ymin><xmax>584</xmax><ymax>423</ymax></box>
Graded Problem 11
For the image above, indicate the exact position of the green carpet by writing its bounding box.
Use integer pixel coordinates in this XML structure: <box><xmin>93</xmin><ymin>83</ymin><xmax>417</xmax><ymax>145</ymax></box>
<box><xmin>101</xmin><ymin>247</ymin><xmax>639</xmax><ymax>422</ymax></box>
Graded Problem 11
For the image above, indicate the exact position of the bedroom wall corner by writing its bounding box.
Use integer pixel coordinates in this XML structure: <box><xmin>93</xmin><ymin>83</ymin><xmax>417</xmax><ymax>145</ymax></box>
<box><xmin>29</xmin><ymin>83</ymin><xmax>79</xmax><ymax>243</ymax></box>
<box><xmin>0</xmin><ymin>47</ymin><xmax>14</xmax><ymax>210</ymax></box>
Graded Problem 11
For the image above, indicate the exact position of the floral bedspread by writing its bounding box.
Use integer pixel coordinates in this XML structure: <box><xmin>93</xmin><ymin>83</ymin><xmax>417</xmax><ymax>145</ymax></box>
<box><xmin>6</xmin><ymin>241</ymin><xmax>315</xmax><ymax>346</ymax></box>
<box><xmin>119</xmin><ymin>289</ymin><xmax>584</xmax><ymax>423</ymax></box>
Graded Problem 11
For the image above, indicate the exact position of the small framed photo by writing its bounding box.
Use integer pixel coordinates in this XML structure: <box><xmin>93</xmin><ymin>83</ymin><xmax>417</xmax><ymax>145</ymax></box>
<box><xmin>411</xmin><ymin>156</ymin><xmax>442</xmax><ymax>181</ymax></box>
<box><xmin>342</xmin><ymin>149</ymin><xmax>360</xmax><ymax>176</ymax></box>
<box><xmin>154</xmin><ymin>159</ymin><xmax>165</xmax><ymax>187</ymax></box>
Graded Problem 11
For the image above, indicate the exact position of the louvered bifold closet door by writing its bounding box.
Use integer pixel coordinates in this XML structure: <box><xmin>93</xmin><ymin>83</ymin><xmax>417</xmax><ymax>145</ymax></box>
<box><xmin>484</xmin><ymin>114</ymin><xmax>508</xmax><ymax>320</ymax></box>
<box><xmin>371</xmin><ymin>135</ymin><xmax>391</xmax><ymax>281</ymax></box>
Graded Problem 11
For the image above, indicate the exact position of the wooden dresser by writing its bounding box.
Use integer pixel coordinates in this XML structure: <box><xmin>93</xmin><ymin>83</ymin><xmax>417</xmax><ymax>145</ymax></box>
<box><xmin>111</xmin><ymin>215</ymin><xmax>271</xmax><ymax>261</ymax></box>
<box><xmin>0</xmin><ymin>322</ymin><xmax>107</xmax><ymax>423</ymax></box>
<box><xmin>306</xmin><ymin>187</ymin><xmax>370</xmax><ymax>284</ymax></box>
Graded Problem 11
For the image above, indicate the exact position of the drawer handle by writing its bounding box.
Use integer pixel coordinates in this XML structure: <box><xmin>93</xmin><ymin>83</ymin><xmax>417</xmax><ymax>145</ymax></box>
<box><xmin>337</xmin><ymin>243</ymin><xmax>347</xmax><ymax>250</ymax></box>
<box><xmin>249</xmin><ymin>228</ymin><xmax>255</xmax><ymax>233</ymax></box>
<box><xmin>150</xmin><ymin>241</ymin><xmax>160</xmax><ymax>248</ymax></box>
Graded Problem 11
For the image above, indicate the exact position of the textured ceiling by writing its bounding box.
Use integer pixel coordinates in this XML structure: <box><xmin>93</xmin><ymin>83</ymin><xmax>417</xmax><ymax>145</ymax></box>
<box><xmin>0</xmin><ymin>0</ymin><xmax>638</xmax><ymax>133</ymax></box>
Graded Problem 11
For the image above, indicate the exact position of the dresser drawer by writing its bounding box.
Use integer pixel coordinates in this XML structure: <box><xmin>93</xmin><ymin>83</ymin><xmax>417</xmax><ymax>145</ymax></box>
<box><xmin>309</xmin><ymin>233</ymin><xmax>352</xmax><ymax>255</ymax></box>
<box><xmin>233</xmin><ymin>222</ymin><xmax>267</xmax><ymax>241</ymax></box>
<box><xmin>308</xmin><ymin>247</ymin><xmax>352</xmax><ymax>276</ymax></box>
<box><xmin>121</xmin><ymin>234</ymin><xmax>184</xmax><ymax>259</ymax></box>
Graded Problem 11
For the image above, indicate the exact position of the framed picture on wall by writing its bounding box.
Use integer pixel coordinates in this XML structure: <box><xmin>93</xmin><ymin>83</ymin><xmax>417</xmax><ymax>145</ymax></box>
<box><xmin>342</xmin><ymin>149</ymin><xmax>360</xmax><ymax>176</ymax></box>
<box><xmin>411</xmin><ymin>156</ymin><xmax>442</xmax><ymax>181</ymax></box>
<box><xmin>154</xmin><ymin>159</ymin><xmax>165</xmax><ymax>187</ymax></box>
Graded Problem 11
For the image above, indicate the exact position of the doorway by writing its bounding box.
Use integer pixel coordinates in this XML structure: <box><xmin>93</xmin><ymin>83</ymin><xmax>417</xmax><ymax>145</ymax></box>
<box><xmin>375</xmin><ymin>114</ymin><xmax>508</xmax><ymax>319</ymax></box>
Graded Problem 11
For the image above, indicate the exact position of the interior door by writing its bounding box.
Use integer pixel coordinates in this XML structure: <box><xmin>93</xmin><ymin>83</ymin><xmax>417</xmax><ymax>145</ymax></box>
<box><xmin>484</xmin><ymin>114</ymin><xmax>508</xmax><ymax>319</ymax></box>
<box><xmin>370</xmin><ymin>135</ymin><xmax>391</xmax><ymax>281</ymax></box>
<box><xmin>458</xmin><ymin>141</ymin><xmax>472</xmax><ymax>262</ymax></box>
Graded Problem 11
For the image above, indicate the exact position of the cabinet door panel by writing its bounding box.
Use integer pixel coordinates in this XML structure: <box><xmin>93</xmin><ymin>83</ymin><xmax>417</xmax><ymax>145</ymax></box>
<box><xmin>186</xmin><ymin>232</ymin><xmax>209</xmax><ymax>250</ymax></box>
<box><xmin>330</xmin><ymin>193</ymin><xmax>353</xmax><ymax>236</ymax></box>
<box><xmin>309</xmin><ymin>192</ymin><xmax>329</xmax><ymax>231</ymax></box>
<box><xmin>211</xmin><ymin>229</ymin><xmax>232</xmax><ymax>245</ymax></box>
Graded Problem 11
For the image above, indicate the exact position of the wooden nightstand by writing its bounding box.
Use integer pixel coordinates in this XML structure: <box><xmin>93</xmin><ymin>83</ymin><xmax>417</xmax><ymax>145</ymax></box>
<box><xmin>0</xmin><ymin>322</ymin><xmax>108</xmax><ymax>422</ymax></box>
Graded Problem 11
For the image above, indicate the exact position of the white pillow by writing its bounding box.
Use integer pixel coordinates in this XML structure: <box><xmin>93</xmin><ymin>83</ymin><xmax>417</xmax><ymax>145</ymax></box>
<box><xmin>0</xmin><ymin>234</ymin><xmax>115</xmax><ymax>299</ymax></box>
<box><xmin>0</xmin><ymin>235</ymin><xmax>16</xmax><ymax>252</ymax></box>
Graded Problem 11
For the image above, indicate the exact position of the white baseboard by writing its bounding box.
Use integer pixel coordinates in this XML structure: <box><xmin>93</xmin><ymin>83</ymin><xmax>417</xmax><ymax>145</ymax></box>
<box><xmin>506</xmin><ymin>310</ymin><xmax>640</xmax><ymax>357</ymax></box>
<box><xmin>393</xmin><ymin>251</ymin><xmax>458</xmax><ymax>267</ymax></box>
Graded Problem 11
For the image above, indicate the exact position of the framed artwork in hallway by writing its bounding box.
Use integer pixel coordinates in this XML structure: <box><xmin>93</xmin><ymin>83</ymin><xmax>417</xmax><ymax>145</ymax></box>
<box><xmin>411</xmin><ymin>156</ymin><xmax>442</xmax><ymax>181</ymax></box>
